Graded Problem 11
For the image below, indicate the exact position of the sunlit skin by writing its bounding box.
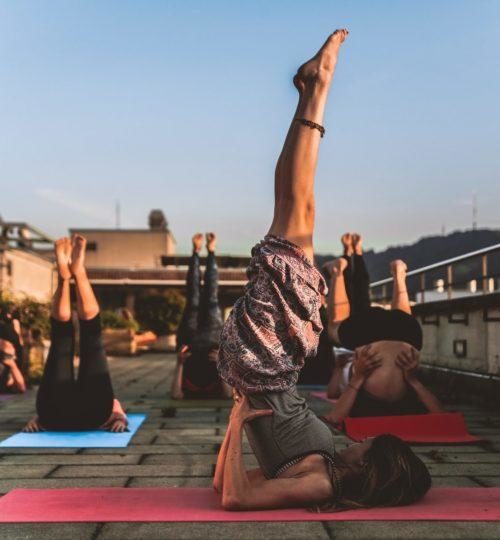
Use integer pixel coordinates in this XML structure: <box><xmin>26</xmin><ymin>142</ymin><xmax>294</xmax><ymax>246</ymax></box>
<box><xmin>22</xmin><ymin>235</ymin><xmax>128</xmax><ymax>433</ymax></box>
<box><xmin>214</xmin><ymin>29</ymin><xmax>352</xmax><ymax>511</ymax></box>
<box><xmin>0</xmin><ymin>338</ymin><xmax>26</xmax><ymax>393</ymax></box>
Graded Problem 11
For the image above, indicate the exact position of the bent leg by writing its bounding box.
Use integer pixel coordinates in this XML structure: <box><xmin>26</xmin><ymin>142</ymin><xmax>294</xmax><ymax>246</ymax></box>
<box><xmin>268</xmin><ymin>30</ymin><xmax>348</xmax><ymax>262</ymax></box>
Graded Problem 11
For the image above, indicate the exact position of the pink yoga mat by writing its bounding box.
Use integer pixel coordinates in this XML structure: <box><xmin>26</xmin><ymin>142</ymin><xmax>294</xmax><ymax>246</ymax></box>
<box><xmin>343</xmin><ymin>412</ymin><xmax>482</xmax><ymax>444</ymax></box>
<box><xmin>0</xmin><ymin>487</ymin><xmax>498</xmax><ymax>522</ymax></box>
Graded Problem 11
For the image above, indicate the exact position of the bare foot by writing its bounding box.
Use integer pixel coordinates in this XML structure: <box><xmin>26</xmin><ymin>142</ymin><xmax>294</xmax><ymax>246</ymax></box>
<box><xmin>70</xmin><ymin>234</ymin><xmax>87</xmax><ymax>277</ymax></box>
<box><xmin>54</xmin><ymin>237</ymin><xmax>72</xmax><ymax>280</ymax></box>
<box><xmin>293</xmin><ymin>29</ymin><xmax>349</xmax><ymax>94</ymax></box>
<box><xmin>332</xmin><ymin>257</ymin><xmax>348</xmax><ymax>275</ymax></box>
<box><xmin>192</xmin><ymin>233</ymin><xmax>203</xmax><ymax>253</ymax></box>
<box><xmin>391</xmin><ymin>259</ymin><xmax>408</xmax><ymax>280</ymax></box>
<box><xmin>341</xmin><ymin>233</ymin><xmax>353</xmax><ymax>257</ymax></box>
<box><xmin>352</xmin><ymin>233</ymin><xmax>363</xmax><ymax>255</ymax></box>
<box><xmin>206</xmin><ymin>232</ymin><xmax>216</xmax><ymax>253</ymax></box>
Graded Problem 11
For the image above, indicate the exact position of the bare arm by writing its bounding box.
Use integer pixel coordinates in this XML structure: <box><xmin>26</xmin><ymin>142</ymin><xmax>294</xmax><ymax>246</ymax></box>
<box><xmin>213</xmin><ymin>423</ymin><xmax>266</xmax><ymax>496</ymax></box>
<box><xmin>222</xmin><ymin>400</ymin><xmax>332</xmax><ymax>510</ymax></box>
<box><xmin>3</xmin><ymin>358</ymin><xmax>26</xmax><ymax>393</ymax></box>
<box><xmin>396</xmin><ymin>348</ymin><xmax>445</xmax><ymax>413</ymax></box>
<box><xmin>409</xmin><ymin>380</ymin><xmax>445</xmax><ymax>413</ymax></box>
<box><xmin>171</xmin><ymin>346</ymin><xmax>190</xmax><ymax>400</ymax></box>
<box><xmin>213</xmin><ymin>424</ymin><xmax>231</xmax><ymax>495</ymax></box>
<box><xmin>323</xmin><ymin>346</ymin><xmax>382</xmax><ymax>424</ymax></box>
<box><xmin>326</xmin><ymin>352</ymin><xmax>353</xmax><ymax>399</ymax></box>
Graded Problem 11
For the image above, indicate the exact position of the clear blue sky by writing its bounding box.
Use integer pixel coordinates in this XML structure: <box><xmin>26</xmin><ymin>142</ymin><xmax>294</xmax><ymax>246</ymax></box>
<box><xmin>1</xmin><ymin>0</ymin><xmax>499</xmax><ymax>254</ymax></box>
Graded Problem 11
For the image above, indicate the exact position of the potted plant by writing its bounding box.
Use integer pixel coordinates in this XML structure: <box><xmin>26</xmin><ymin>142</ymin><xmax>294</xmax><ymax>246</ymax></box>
<box><xmin>101</xmin><ymin>310</ymin><xmax>140</xmax><ymax>356</ymax></box>
<box><xmin>135</xmin><ymin>291</ymin><xmax>185</xmax><ymax>352</ymax></box>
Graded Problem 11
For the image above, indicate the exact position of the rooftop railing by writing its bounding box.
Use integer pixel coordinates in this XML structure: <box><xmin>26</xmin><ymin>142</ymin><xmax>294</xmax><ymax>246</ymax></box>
<box><xmin>370</xmin><ymin>242</ymin><xmax>500</xmax><ymax>304</ymax></box>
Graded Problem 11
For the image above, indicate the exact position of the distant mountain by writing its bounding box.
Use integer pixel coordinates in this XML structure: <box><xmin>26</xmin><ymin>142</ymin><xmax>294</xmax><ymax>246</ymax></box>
<box><xmin>316</xmin><ymin>229</ymin><xmax>500</xmax><ymax>292</ymax></box>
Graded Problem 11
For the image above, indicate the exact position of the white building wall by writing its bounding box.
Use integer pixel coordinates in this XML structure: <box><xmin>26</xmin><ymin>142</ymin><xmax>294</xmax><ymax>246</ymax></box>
<box><xmin>1</xmin><ymin>249</ymin><xmax>55</xmax><ymax>301</ymax></box>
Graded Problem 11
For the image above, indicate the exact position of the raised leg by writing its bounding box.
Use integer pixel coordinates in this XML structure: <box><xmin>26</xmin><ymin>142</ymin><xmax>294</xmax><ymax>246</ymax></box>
<box><xmin>350</xmin><ymin>234</ymin><xmax>371</xmax><ymax>314</ymax></box>
<box><xmin>268</xmin><ymin>29</ymin><xmax>349</xmax><ymax>262</ymax></box>
<box><xmin>177</xmin><ymin>233</ymin><xmax>203</xmax><ymax>348</ymax></box>
<box><xmin>36</xmin><ymin>238</ymin><xmax>76</xmax><ymax>425</ymax></box>
<box><xmin>198</xmin><ymin>233</ymin><xmax>223</xmax><ymax>344</ymax></box>
<box><xmin>70</xmin><ymin>235</ymin><xmax>99</xmax><ymax>321</ymax></box>
<box><xmin>69</xmin><ymin>235</ymin><xmax>114</xmax><ymax>426</ymax></box>
<box><xmin>327</xmin><ymin>258</ymin><xmax>350</xmax><ymax>341</ymax></box>
<box><xmin>51</xmin><ymin>238</ymin><xmax>72</xmax><ymax>322</ymax></box>
<box><xmin>391</xmin><ymin>260</ymin><xmax>411</xmax><ymax>314</ymax></box>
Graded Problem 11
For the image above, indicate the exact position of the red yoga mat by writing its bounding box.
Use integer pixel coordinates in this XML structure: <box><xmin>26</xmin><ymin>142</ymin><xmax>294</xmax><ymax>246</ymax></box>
<box><xmin>0</xmin><ymin>487</ymin><xmax>498</xmax><ymax>522</ymax></box>
<box><xmin>343</xmin><ymin>412</ymin><xmax>482</xmax><ymax>444</ymax></box>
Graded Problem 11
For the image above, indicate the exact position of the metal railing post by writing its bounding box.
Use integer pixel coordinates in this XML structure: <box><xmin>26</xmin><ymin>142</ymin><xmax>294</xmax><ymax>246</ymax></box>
<box><xmin>482</xmin><ymin>254</ymin><xmax>488</xmax><ymax>294</ymax></box>
<box><xmin>447</xmin><ymin>265</ymin><xmax>453</xmax><ymax>300</ymax></box>
<box><xmin>420</xmin><ymin>273</ymin><xmax>425</xmax><ymax>303</ymax></box>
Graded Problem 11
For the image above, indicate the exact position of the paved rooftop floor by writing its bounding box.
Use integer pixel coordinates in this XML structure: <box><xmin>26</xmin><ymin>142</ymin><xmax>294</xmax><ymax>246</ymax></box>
<box><xmin>0</xmin><ymin>354</ymin><xmax>499</xmax><ymax>539</ymax></box>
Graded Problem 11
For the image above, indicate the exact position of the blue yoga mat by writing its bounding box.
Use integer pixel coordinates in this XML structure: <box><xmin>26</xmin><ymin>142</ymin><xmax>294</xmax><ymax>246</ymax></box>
<box><xmin>0</xmin><ymin>413</ymin><xmax>146</xmax><ymax>448</ymax></box>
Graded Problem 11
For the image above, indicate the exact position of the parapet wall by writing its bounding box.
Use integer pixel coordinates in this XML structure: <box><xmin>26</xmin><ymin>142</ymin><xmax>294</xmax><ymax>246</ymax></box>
<box><xmin>414</xmin><ymin>292</ymin><xmax>500</xmax><ymax>376</ymax></box>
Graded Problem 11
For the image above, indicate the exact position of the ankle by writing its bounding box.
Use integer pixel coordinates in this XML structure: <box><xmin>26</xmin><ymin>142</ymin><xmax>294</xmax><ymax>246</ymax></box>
<box><xmin>72</xmin><ymin>269</ymin><xmax>88</xmax><ymax>281</ymax></box>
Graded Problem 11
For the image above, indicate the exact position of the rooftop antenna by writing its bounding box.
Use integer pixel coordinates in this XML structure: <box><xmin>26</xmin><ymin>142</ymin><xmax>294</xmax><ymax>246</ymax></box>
<box><xmin>115</xmin><ymin>200</ymin><xmax>121</xmax><ymax>229</ymax></box>
<box><xmin>472</xmin><ymin>193</ymin><xmax>478</xmax><ymax>230</ymax></box>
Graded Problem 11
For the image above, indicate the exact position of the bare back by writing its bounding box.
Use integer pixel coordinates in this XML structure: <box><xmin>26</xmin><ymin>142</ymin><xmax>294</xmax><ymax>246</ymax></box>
<box><xmin>356</xmin><ymin>341</ymin><xmax>413</xmax><ymax>402</ymax></box>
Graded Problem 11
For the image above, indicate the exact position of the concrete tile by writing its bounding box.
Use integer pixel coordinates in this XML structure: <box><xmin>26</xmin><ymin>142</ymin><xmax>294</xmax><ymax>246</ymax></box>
<box><xmin>81</xmin><ymin>444</ymin><xmax>218</xmax><ymax>455</ymax></box>
<box><xmin>325</xmin><ymin>521</ymin><xmax>500</xmax><ymax>539</ymax></box>
<box><xmin>435</xmin><ymin>453</ymin><xmax>500</xmax><ymax>463</ymax></box>
<box><xmin>99</xmin><ymin>522</ymin><xmax>329</xmax><ymax>540</ymax></box>
<box><xmin>0</xmin><ymin>477</ymin><xmax>128</xmax><ymax>493</ymax></box>
<box><xmin>127</xmin><ymin>476</ymin><xmax>213</xmax><ymax>487</ymax></box>
<box><xmin>474</xmin><ymin>476</ymin><xmax>500</xmax><ymax>486</ymax></box>
<box><xmin>0</xmin><ymin>464</ymin><xmax>54</xmax><ymax>478</ymax></box>
<box><xmin>0</xmin><ymin>454</ymin><xmax>141</xmax><ymax>465</ymax></box>
<box><xmin>51</xmin><ymin>464</ymin><xmax>213</xmax><ymax>477</ymax></box>
<box><xmin>427</xmin><ymin>463</ymin><xmax>500</xmax><ymax>476</ymax></box>
<box><xmin>430</xmin><ymin>476</ymin><xmax>481</xmax><ymax>487</ymax></box>
<box><xmin>154</xmin><ymin>433</ymin><xmax>223</xmax><ymax>444</ymax></box>
<box><xmin>410</xmin><ymin>445</ymin><xmax>488</xmax><ymax>453</ymax></box>
<box><xmin>0</xmin><ymin>448</ymin><xmax>79</xmax><ymax>455</ymax></box>
<box><xmin>0</xmin><ymin>523</ymin><xmax>98</xmax><ymax>540</ymax></box>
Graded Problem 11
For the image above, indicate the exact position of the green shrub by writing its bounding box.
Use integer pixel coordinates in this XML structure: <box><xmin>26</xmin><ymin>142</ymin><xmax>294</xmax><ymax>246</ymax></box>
<box><xmin>0</xmin><ymin>293</ymin><xmax>51</xmax><ymax>340</ymax></box>
<box><xmin>101</xmin><ymin>310</ymin><xmax>139</xmax><ymax>331</ymax></box>
<box><xmin>135</xmin><ymin>291</ymin><xmax>185</xmax><ymax>336</ymax></box>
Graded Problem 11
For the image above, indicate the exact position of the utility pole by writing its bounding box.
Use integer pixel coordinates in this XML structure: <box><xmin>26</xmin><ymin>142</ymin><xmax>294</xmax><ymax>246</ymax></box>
<box><xmin>472</xmin><ymin>193</ymin><xmax>478</xmax><ymax>230</ymax></box>
<box><xmin>116</xmin><ymin>200</ymin><xmax>121</xmax><ymax>229</ymax></box>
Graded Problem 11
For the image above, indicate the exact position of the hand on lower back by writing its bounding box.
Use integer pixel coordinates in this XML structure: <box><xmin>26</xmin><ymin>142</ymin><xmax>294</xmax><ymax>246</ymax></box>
<box><xmin>395</xmin><ymin>347</ymin><xmax>420</xmax><ymax>383</ymax></box>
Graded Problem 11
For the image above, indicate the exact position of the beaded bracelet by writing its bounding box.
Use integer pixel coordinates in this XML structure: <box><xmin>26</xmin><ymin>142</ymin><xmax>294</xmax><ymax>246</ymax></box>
<box><xmin>295</xmin><ymin>117</ymin><xmax>326</xmax><ymax>137</ymax></box>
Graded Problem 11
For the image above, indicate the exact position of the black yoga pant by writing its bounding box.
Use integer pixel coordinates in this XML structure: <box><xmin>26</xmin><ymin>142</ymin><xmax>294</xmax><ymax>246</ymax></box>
<box><xmin>176</xmin><ymin>251</ymin><xmax>223</xmax><ymax>350</ymax></box>
<box><xmin>36</xmin><ymin>315</ymin><xmax>114</xmax><ymax>430</ymax></box>
<box><xmin>338</xmin><ymin>255</ymin><xmax>423</xmax><ymax>351</ymax></box>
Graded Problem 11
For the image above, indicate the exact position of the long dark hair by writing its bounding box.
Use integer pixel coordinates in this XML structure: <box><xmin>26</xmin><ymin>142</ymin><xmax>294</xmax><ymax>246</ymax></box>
<box><xmin>320</xmin><ymin>434</ymin><xmax>431</xmax><ymax>511</ymax></box>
